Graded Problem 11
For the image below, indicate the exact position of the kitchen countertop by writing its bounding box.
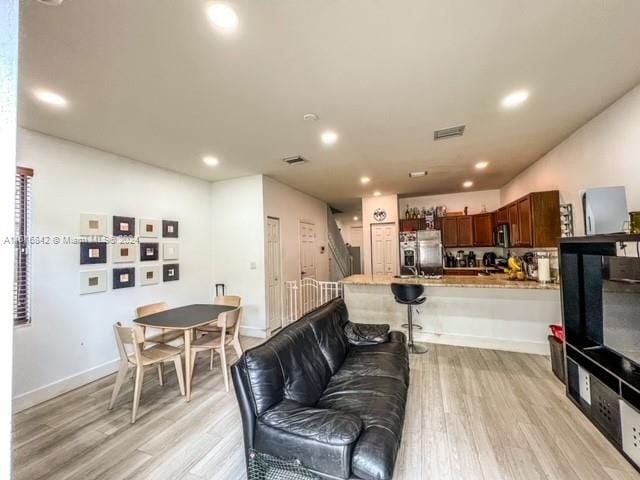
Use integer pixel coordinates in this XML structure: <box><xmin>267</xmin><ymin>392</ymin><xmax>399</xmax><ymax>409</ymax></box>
<box><xmin>340</xmin><ymin>274</ymin><xmax>560</xmax><ymax>290</ymax></box>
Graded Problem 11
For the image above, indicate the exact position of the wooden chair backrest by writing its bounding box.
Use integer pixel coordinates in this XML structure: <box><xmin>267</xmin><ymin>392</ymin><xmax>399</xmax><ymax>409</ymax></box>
<box><xmin>216</xmin><ymin>307</ymin><xmax>241</xmax><ymax>344</ymax></box>
<box><xmin>213</xmin><ymin>296</ymin><xmax>241</xmax><ymax>307</ymax></box>
<box><xmin>113</xmin><ymin>322</ymin><xmax>146</xmax><ymax>363</ymax></box>
<box><xmin>136</xmin><ymin>302</ymin><xmax>168</xmax><ymax>318</ymax></box>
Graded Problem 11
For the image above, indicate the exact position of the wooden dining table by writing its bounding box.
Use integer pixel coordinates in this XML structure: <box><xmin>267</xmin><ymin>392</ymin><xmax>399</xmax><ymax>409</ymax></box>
<box><xmin>134</xmin><ymin>303</ymin><xmax>236</xmax><ymax>401</ymax></box>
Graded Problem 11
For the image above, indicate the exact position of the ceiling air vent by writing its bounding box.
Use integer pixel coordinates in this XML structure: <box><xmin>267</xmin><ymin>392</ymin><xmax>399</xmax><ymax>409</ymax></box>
<box><xmin>282</xmin><ymin>156</ymin><xmax>309</xmax><ymax>166</ymax></box>
<box><xmin>433</xmin><ymin>125</ymin><xmax>465</xmax><ymax>141</ymax></box>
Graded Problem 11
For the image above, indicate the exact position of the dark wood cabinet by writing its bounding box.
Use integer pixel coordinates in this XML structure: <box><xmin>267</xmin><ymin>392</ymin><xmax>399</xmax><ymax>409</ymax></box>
<box><xmin>442</xmin><ymin>217</ymin><xmax>459</xmax><ymax>248</ymax></box>
<box><xmin>505</xmin><ymin>191</ymin><xmax>560</xmax><ymax>248</ymax></box>
<box><xmin>517</xmin><ymin>196</ymin><xmax>533</xmax><ymax>247</ymax></box>
<box><xmin>496</xmin><ymin>207</ymin><xmax>509</xmax><ymax>225</ymax></box>
<box><xmin>457</xmin><ymin>216</ymin><xmax>474</xmax><ymax>247</ymax></box>
<box><xmin>509</xmin><ymin>203</ymin><xmax>519</xmax><ymax>247</ymax></box>
<box><xmin>399</xmin><ymin>218</ymin><xmax>426</xmax><ymax>232</ymax></box>
<box><xmin>473</xmin><ymin>213</ymin><xmax>495</xmax><ymax>247</ymax></box>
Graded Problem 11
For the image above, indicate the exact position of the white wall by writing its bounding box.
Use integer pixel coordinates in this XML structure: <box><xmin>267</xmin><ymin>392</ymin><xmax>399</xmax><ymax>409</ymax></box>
<box><xmin>262</xmin><ymin>176</ymin><xmax>329</xmax><ymax>283</ymax></box>
<box><xmin>362</xmin><ymin>194</ymin><xmax>399</xmax><ymax>275</ymax></box>
<box><xmin>13</xmin><ymin>130</ymin><xmax>213</xmax><ymax>411</ymax></box>
<box><xmin>1</xmin><ymin>1</ymin><xmax>18</xmax><ymax>474</ymax></box>
<box><xmin>501</xmin><ymin>84</ymin><xmax>640</xmax><ymax>235</ymax></box>
<box><xmin>399</xmin><ymin>189</ymin><xmax>502</xmax><ymax>217</ymax></box>
<box><xmin>210</xmin><ymin>175</ymin><xmax>266</xmax><ymax>336</ymax></box>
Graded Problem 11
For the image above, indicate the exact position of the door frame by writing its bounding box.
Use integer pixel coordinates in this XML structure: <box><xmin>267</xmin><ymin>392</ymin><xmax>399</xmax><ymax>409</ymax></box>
<box><xmin>266</xmin><ymin>216</ymin><xmax>283</xmax><ymax>334</ymax></box>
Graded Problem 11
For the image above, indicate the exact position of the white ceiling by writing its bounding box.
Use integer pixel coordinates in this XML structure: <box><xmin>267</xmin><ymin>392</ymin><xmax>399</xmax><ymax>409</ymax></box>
<box><xmin>19</xmin><ymin>0</ymin><xmax>640</xmax><ymax>211</ymax></box>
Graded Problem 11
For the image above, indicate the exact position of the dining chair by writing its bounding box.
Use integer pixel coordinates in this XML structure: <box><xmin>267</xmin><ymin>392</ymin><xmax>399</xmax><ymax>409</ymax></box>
<box><xmin>196</xmin><ymin>295</ymin><xmax>242</xmax><ymax>368</ymax></box>
<box><xmin>136</xmin><ymin>302</ymin><xmax>184</xmax><ymax>345</ymax></box>
<box><xmin>108</xmin><ymin>322</ymin><xmax>186</xmax><ymax>423</ymax></box>
<box><xmin>189</xmin><ymin>307</ymin><xmax>241</xmax><ymax>392</ymax></box>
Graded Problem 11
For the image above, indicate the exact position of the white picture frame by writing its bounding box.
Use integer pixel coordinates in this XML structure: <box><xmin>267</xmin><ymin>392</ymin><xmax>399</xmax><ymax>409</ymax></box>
<box><xmin>79</xmin><ymin>269</ymin><xmax>107</xmax><ymax>294</ymax></box>
<box><xmin>139</xmin><ymin>218</ymin><xmax>160</xmax><ymax>238</ymax></box>
<box><xmin>80</xmin><ymin>213</ymin><xmax>107</xmax><ymax>236</ymax></box>
<box><xmin>163</xmin><ymin>242</ymin><xmax>180</xmax><ymax>261</ymax></box>
<box><xmin>112</xmin><ymin>243</ymin><xmax>136</xmax><ymax>263</ymax></box>
<box><xmin>140</xmin><ymin>265</ymin><xmax>160</xmax><ymax>286</ymax></box>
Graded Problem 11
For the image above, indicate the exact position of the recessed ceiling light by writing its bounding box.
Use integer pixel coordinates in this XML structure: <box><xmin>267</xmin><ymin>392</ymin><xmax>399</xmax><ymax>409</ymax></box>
<box><xmin>501</xmin><ymin>90</ymin><xmax>529</xmax><ymax>109</ymax></box>
<box><xmin>353</xmin><ymin>216</ymin><xmax>359</xmax><ymax>221</ymax></box>
<box><xmin>203</xmin><ymin>155</ymin><xmax>219</xmax><ymax>166</ymax></box>
<box><xmin>207</xmin><ymin>3</ymin><xmax>238</xmax><ymax>32</ymax></box>
<box><xmin>409</xmin><ymin>171</ymin><xmax>427</xmax><ymax>178</ymax></box>
<box><xmin>373</xmin><ymin>191</ymin><xmax>381</xmax><ymax>197</ymax></box>
<box><xmin>463</xmin><ymin>180</ymin><xmax>473</xmax><ymax>188</ymax></box>
<box><xmin>360</xmin><ymin>176</ymin><xmax>370</xmax><ymax>184</ymax></box>
<box><xmin>321</xmin><ymin>130</ymin><xmax>338</xmax><ymax>145</ymax></box>
<box><xmin>475</xmin><ymin>161</ymin><xmax>489</xmax><ymax>170</ymax></box>
<box><xmin>33</xmin><ymin>89</ymin><xmax>68</xmax><ymax>108</ymax></box>
<box><xmin>303</xmin><ymin>113</ymin><xmax>318</xmax><ymax>121</ymax></box>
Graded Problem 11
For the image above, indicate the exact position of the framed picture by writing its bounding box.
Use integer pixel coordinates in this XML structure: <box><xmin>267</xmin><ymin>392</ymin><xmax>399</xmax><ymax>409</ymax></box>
<box><xmin>163</xmin><ymin>242</ymin><xmax>179</xmax><ymax>261</ymax></box>
<box><xmin>80</xmin><ymin>242</ymin><xmax>107</xmax><ymax>265</ymax></box>
<box><xmin>112</xmin><ymin>243</ymin><xmax>136</xmax><ymax>263</ymax></box>
<box><xmin>113</xmin><ymin>267</ymin><xmax>135</xmax><ymax>289</ymax></box>
<box><xmin>162</xmin><ymin>220</ymin><xmax>179</xmax><ymax>238</ymax></box>
<box><xmin>80</xmin><ymin>213</ymin><xmax>107</xmax><ymax>236</ymax></box>
<box><xmin>79</xmin><ymin>270</ymin><xmax>107</xmax><ymax>294</ymax></box>
<box><xmin>113</xmin><ymin>216</ymin><xmax>135</xmax><ymax>236</ymax></box>
<box><xmin>139</xmin><ymin>218</ymin><xmax>160</xmax><ymax>238</ymax></box>
<box><xmin>163</xmin><ymin>263</ymin><xmax>179</xmax><ymax>282</ymax></box>
<box><xmin>140</xmin><ymin>265</ymin><xmax>160</xmax><ymax>286</ymax></box>
<box><xmin>140</xmin><ymin>242</ymin><xmax>159</xmax><ymax>261</ymax></box>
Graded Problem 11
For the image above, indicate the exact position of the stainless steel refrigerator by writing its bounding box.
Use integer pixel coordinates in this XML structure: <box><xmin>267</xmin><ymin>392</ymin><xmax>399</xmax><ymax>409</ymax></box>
<box><xmin>417</xmin><ymin>230</ymin><xmax>444</xmax><ymax>276</ymax></box>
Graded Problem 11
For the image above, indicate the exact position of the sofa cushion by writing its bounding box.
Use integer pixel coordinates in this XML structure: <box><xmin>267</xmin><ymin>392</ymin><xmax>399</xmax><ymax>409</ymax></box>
<box><xmin>317</xmin><ymin>376</ymin><xmax>407</xmax><ymax>480</ymax></box>
<box><xmin>306</xmin><ymin>300</ymin><xmax>350</xmax><ymax>374</ymax></box>
<box><xmin>332</xmin><ymin>348</ymin><xmax>409</xmax><ymax>386</ymax></box>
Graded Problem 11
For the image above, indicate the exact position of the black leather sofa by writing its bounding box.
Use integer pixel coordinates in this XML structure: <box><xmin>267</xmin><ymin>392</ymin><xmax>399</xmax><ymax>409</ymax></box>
<box><xmin>231</xmin><ymin>298</ymin><xmax>409</xmax><ymax>480</ymax></box>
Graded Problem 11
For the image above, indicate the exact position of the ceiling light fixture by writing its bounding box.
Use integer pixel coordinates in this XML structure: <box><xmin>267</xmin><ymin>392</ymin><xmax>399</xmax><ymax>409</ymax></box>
<box><xmin>360</xmin><ymin>176</ymin><xmax>370</xmax><ymax>184</ymax></box>
<box><xmin>303</xmin><ymin>113</ymin><xmax>318</xmax><ymax>121</ymax></box>
<box><xmin>321</xmin><ymin>130</ymin><xmax>338</xmax><ymax>145</ymax></box>
<box><xmin>475</xmin><ymin>161</ymin><xmax>489</xmax><ymax>170</ymax></box>
<box><xmin>501</xmin><ymin>89</ymin><xmax>529</xmax><ymax>109</ymax></box>
<box><xmin>409</xmin><ymin>171</ymin><xmax>427</xmax><ymax>178</ymax></box>
<box><xmin>203</xmin><ymin>155</ymin><xmax>220</xmax><ymax>166</ymax></box>
<box><xmin>463</xmin><ymin>180</ymin><xmax>473</xmax><ymax>188</ymax></box>
<box><xmin>207</xmin><ymin>3</ymin><xmax>239</xmax><ymax>32</ymax></box>
<box><xmin>353</xmin><ymin>216</ymin><xmax>359</xmax><ymax>221</ymax></box>
<box><xmin>373</xmin><ymin>191</ymin><xmax>381</xmax><ymax>197</ymax></box>
<box><xmin>33</xmin><ymin>89</ymin><xmax>68</xmax><ymax>108</ymax></box>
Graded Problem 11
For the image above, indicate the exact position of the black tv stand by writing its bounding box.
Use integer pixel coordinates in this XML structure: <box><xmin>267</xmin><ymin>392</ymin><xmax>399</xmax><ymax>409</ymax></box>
<box><xmin>560</xmin><ymin>235</ymin><xmax>640</xmax><ymax>471</ymax></box>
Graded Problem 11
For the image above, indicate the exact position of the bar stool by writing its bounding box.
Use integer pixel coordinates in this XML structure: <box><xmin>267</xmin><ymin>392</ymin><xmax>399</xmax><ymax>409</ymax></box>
<box><xmin>391</xmin><ymin>283</ymin><xmax>428</xmax><ymax>354</ymax></box>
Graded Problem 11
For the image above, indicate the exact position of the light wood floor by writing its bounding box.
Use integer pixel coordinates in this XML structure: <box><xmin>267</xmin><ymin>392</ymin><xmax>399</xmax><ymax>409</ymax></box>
<box><xmin>13</xmin><ymin>341</ymin><xmax>640</xmax><ymax>480</ymax></box>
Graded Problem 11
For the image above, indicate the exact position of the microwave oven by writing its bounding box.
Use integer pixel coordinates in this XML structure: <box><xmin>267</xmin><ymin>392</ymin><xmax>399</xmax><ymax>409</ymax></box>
<box><xmin>495</xmin><ymin>224</ymin><xmax>510</xmax><ymax>248</ymax></box>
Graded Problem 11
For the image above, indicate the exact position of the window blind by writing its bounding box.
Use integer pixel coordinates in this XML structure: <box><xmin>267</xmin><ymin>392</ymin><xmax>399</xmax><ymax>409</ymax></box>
<box><xmin>14</xmin><ymin>167</ymin><xmax>33</xmax><ymax>326</ymax></box>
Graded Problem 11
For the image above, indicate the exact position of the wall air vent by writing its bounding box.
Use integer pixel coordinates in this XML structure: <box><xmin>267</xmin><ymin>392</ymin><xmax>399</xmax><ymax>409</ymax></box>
<box><xmin>282</xmin><ymin>156</ymin><xmax>309</xmax><ymax>166</ymax></box>
<box><xmin>433</xmin><ymin>125</ymin><xmax>466</xmax><ymax>141</ymax></box>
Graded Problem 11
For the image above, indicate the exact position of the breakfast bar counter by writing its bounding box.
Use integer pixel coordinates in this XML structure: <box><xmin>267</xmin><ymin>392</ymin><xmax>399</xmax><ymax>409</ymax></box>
<box><xmin>339</xmin><ymin>274</ymin><xmax>561</xmax><ymax>355</ymax></box>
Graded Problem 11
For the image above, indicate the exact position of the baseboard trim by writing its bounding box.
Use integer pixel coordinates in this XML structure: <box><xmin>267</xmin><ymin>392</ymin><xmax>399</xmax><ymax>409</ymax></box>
<box><xmin>412</xmin><ymin>331</ymin><xmax>549</xmax><ymax>355</ymax></box>
<box><xmin>240</xmin><ymin>326</ymin><xmax>268</xmax><ymax>338</ymax></box>
<box><xmin>13</xmin><ymin>358</ymin><xmax>120</xmax><ymax>413</ymax></box>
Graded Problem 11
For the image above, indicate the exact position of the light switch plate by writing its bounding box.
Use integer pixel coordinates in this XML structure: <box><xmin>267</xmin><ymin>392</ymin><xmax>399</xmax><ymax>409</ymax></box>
<box><xmin>621</xmin><ymin>399</ymin><xmax>640</xmax><ymax>467</ymax></box>
<box><xmin>579</xmin><ymin>366</ymin><xmax>591</xmax><ymax>405</ymax></box>
<box><xmin>250</xmin><ymin>262</ymin><xmax>257</xmax><ymax>270</ymax></box>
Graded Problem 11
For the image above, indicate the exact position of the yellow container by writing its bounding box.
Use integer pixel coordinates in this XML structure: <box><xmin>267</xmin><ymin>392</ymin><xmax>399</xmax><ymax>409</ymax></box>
<box><xmin>631</xmin><ymin>212</ymin><xmax>640</xmax><ymax>234</ymax></box>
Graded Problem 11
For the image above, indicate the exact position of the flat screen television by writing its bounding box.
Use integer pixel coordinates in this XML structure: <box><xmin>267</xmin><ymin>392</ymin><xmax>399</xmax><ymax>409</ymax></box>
<box><xmin>603</xmin><ymin>256</ymin><xmax>640</xmax><ymax>365</ymax></box>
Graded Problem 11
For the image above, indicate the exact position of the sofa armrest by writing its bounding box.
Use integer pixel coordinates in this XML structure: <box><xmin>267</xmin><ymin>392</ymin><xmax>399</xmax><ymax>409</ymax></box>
<box><xmin>388</xmin><ymin>330</ymin><xmax>407</xmax><ymax>343</ymax></box>
<box><xmin>259</xmin><ymin>399</ymin><xmax>362</xmax><ymax>446</ymax></box>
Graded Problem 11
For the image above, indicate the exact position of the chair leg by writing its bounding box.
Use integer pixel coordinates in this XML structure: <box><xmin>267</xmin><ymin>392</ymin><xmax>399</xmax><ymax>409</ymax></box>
<box><xmin>218</xmin><ymin>348</ymin><xmax>229</xmax><ymax>392</ymax></box>
<box><xmin>173</xmin><ymin>357</ymin><xmax>186</xmax><ymax>396</ymax></box>
<box><xmin>108</xmin><ymin>361</ymin><xmax>129</xmax><ymax>410</ymax></box>
<box><xmin>190</xmin><ymin>350</ymin><xmax>198</xmax><ymax>383</ymax></box>
<box><xmin>232</xmin><ymin>338</ymin><xmax>243</xmax><ymax>358</ymax></box>
<box><xmin>210</xmin><ymin>350</ymin><xmax>214</xmax><ymax>370</ymax></box>
<box><xmin>157</xmin><ymin>363</ymin><xmax>164</xmax><ymax>386</ymax></box>
<box><xmin>131</xmin><ymin>366</ymin><xmax>144</xmax><ymax>424</ymax></box>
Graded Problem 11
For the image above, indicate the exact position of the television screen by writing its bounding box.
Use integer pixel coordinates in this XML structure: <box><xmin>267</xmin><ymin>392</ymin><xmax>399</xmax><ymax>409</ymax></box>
<box><xmin>603</xmin><ymin>256</ymin><xmax>640</xmax><ymax>365</ymax></box>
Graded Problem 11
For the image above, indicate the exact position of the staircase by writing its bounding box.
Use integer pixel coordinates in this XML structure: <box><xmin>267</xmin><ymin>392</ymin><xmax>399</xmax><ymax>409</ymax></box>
<box><xmin>327</xmin><ymin>207</ymin><xmax>352</xmax><ymax>281</ymax></box>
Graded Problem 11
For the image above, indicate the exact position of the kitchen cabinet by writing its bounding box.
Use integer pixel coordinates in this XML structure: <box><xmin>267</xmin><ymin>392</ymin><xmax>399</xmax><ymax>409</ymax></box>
<box><xmin>496</xmin><ymin>207</ymin><xmax>509</xmax><ymax>225</ymax></box>
<box><xmin>473</xmin><ymin>213</ymin><xmax>495</xmax><ymax>247</ymax></box>
<box><xmin>442</xmin><ymin>217</ymin><xmax>459</xmax><ymax>248</ymax></box>
<box><xmin>506</xmin><ymin>191</ymin><xmax>560</xmax><ymax>248</ymax></box>
<box><xmin>457</xmin><ymin>216</ymin><xmax>474</xmax><ymax>247</ymax></box>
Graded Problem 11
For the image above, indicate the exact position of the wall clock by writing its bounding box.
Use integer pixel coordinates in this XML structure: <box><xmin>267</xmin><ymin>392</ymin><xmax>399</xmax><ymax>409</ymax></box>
<box><xmin>373</xmin><ymin>208</ymin><xmax>387</xmax><ymax>222</ymax></box>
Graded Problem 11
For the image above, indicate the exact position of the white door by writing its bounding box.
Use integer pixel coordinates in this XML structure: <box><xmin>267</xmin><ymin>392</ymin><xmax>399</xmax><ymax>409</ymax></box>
<box><xmin>371</xmin><ymin>223</ymin><xmax>396</xmax><ymax>275</ymax></box>
<box><xmin>299</xmin><ymin>221</ymin><xmax>317</xmax><ymax>314</ymax></box>
<box><xmin>266</xmin><ymin>217</ymin><xmax>282</xmax><ymax>332</ymax></box>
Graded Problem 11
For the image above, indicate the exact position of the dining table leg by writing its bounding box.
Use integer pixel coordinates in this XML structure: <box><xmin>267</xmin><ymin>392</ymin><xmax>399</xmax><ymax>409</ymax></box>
<box><xmin>184</xmin><ymin>328</ymin><xmax>192</xmax><ymax>401</ymax></box>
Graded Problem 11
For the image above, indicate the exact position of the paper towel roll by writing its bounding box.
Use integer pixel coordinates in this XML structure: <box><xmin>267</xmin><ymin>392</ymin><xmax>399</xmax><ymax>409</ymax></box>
<box><xmin>538</xmin><ymin>258</ymin><xmax>551</xmax><ymax>283</ymax></box>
